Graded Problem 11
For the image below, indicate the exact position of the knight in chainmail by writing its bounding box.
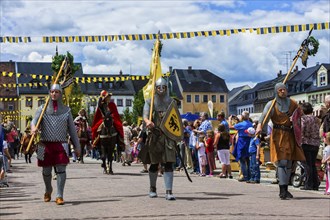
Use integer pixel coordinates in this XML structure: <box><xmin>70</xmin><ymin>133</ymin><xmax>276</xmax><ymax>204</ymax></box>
<box><xmin>31</xmin><ymin>84</ymin><xmax>80</xmax><ymax>205</ymax></box>
<box><xmin>142</xmin><ymin>77</ymin><xmax>178</xmax><ymax>201</ymax></box>
<box><xmin>256</xmin><ymin>83</ymin><xmax>305</xmax><ymax>200</ymax></box>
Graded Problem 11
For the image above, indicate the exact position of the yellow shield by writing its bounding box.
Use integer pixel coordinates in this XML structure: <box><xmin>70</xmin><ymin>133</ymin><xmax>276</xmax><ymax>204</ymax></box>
<box><xmin>160</xmin><ymin>100</ymin><xmax>183</xmax><ymax>142</ymax></box>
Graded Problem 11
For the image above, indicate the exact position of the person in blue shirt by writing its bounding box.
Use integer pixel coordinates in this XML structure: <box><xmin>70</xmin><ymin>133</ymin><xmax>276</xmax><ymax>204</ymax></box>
<box><xmin>246</xmin><ymin>127</ymin><xmax>261</xmax><ymax>184</ymax></box>
<box><xmin>216</xmin><ymin>112</ymin><xmax>229</xmax><ymax>132</ymax></box>
<box><xmin>229</xmin><ymin>111</ymin><xmax>253</xmax><ymax>182</ymax></box>
<box><xmin>193</xmin><ymin>112</ymin><xmax>212</xmax><ymax>136</ymax></box>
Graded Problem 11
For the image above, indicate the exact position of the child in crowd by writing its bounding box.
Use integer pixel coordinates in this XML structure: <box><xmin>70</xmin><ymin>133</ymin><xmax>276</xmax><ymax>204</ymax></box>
<box><xmin>131</xmin><ymin>137</ymin><xmax>139</xmax><ymax>163</ymax></box>
<box><xmin>204</xmin><ymin>130</ymin><xmax>216</xmax><ymax>176</ymax></box>
<box><xmin>214</xmin><ymin>124</ymin><xmax>232</xmax><ymax>178</ymax></box>
<box><xmin>322</xmin><ymin>132</ymin><xmax>330</xmax><ymax>195</ymax></box>
<box><xmin>247</xmin><ymin>127</ymin><xmax>261</xmax><ymax>184</ymax></box>
<box><xmin>196</xmin><ymin>134</ymin><xmax>207</xmax><ymax>177</ymax></box>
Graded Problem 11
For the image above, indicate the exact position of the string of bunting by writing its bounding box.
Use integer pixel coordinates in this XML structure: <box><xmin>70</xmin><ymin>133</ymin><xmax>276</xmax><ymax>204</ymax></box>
<box><xmin>1</xmin><ymin>22</ymin><xmax>329</xmax><ymax>44</ymax></box>
<box><xmin>0</xmin><ymin>72</ymin><xmax>170</xmax><ymax>88</ymax></box>
<box><xmin>0</xmin><ymin>96</ymin><xmax>99</xmax><ymax>103</ymax></box>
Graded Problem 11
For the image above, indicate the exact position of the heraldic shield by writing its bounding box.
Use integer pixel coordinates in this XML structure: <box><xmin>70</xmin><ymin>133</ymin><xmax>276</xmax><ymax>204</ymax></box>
<box><xmin>159</xmin><ymin>100</ymin><xmax>184</xmax><ymax>142</ymax></box>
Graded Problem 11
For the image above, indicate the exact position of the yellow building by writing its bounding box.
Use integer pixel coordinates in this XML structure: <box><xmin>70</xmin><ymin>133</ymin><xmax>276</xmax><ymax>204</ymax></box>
<box><xmin>169</xmin><ymin>67</ymin><xmax>229</xmax><ymax>118</ymax></box>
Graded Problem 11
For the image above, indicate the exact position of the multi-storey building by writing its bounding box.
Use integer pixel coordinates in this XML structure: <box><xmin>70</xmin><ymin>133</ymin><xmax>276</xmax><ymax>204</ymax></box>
<box><xmin>169</xmin><ymin>66</ymin><xmax>229</xmax><ymax>117</ymax></box>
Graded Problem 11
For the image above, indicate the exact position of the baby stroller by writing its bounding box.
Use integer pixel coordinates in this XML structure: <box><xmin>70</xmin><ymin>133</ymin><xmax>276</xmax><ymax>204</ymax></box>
<box><xmin>291</xmin><ymin>160</ymin><xmax>324</xmax><ymax>188</ymax></box>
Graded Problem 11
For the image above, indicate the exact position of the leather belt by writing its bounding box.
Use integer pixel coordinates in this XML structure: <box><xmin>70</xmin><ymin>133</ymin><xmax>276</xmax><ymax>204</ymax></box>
<box><xmin>273</xmin><ymin>124</ymin><xmax>293</xmax><ymax>131</ymax></box>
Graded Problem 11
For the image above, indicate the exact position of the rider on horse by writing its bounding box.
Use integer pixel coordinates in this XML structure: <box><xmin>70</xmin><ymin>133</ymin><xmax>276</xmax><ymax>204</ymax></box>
<box><xmin>91</xmin><ymin>90</ymin><xmax>124</xmax><ymax>173</ymax></box>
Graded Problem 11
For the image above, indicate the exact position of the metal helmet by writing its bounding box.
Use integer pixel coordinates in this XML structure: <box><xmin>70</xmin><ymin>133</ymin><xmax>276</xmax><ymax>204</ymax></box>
<box><xmin>155</xmin><ymin>77</ymin><xmax>167</xmax><ymax>95</ymax></box>
<box><xmin>50</xmin><ymin>84</ymin><xmax>62</xmax><ymax>93</ymax></box>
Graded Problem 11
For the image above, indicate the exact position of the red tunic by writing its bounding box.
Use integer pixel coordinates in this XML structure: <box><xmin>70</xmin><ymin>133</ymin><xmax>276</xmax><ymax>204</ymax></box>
<box><xmin>37</xmin><ymin>142</ymin><xmax>69</xmax><ymax>167</ymax></box>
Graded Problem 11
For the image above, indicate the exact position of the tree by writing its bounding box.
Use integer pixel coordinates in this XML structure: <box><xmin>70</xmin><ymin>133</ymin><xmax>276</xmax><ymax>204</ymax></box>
<box><xmin>132</xmin><ymin>89</ymin><xmax>145</xmax><ymax>125</ymax></box>
<box><xmin>65</xmin><ymin>82</ymin><xmax>83</xmax><ymax>118</ymax></box>
<box><xmin>122</xmin><ymin>107</ymin><xmax>133</xmax><ymax>125</ymax></box>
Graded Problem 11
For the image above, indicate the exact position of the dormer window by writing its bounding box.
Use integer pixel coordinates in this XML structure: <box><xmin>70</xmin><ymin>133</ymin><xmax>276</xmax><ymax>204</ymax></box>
<box><xmin>319</xmin><ymin>72</ymin><xmax>326</xmax><ymax>86</ymax></box>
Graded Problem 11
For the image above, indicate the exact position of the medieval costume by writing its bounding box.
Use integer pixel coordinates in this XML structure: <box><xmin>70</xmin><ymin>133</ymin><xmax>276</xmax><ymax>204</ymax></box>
<box><xmin>31</xmin><ymin>84</ymin><xmax>81</xmax><ymax>205</ymax></box>
<box><xmin>74</xmin><ymin>108</ymin><xmax>91</xmax><ymax>163</ymax></box>
<box><xmin>20</xmin><ymin>125</ymin><xmax>36</xmax><ymax>164</ymax></box>
<box><xmin>91</xmin><ymin>90</ymin><xmax>124</xmax><ymax>173</ymax></box>
<box><xmin>91</xmin><ymin>90</ymin><xmax>124</xmax><ymax>147</ymax></box>
<box><xmin>141</xmin><ymin>77</ymin><xmax>179</xmax><ymax>200</ymax></box>
<box><xmin>257</xmin><ymin>83</ymin><xmax>305</xmax><ymax>200</ymax></box>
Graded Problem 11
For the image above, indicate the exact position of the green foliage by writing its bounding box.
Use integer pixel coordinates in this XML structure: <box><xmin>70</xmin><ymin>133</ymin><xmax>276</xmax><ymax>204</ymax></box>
<box><xmin>132</xmin><ymin>89</ymin><xmax>145</xmax><ymax>124</ymax></box>
<box><xmin>51</xmin><ymin>51</ymin><xmax>80</xmax><ymax>75</ymax></box>
<box><xmin>66</xmin><ymin>82</ymin><xmax>83</xmax><ymax>117</ymax></box>
<box><xmin>307</xmin><ymin>36</ymin><xmax>319</xmax><ymax>56</ymax></box>
<box><xmin>122</xmin><ymin>107</ymin><xmax>133</xmax><ymax>125</ymax></box>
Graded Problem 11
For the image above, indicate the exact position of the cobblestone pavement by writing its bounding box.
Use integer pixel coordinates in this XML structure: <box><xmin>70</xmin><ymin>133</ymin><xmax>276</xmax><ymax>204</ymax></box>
<box><xmin>0</xmin><ymin>156</ymin><xmax>329</xmax><ymax>220</ymax></box>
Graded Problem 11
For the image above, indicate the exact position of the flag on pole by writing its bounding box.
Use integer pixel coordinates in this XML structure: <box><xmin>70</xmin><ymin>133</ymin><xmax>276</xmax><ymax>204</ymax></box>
<box><xmin>143</xmin><ymin>39</ymin><xmax>163</xmax><ymax>100</ymax></box>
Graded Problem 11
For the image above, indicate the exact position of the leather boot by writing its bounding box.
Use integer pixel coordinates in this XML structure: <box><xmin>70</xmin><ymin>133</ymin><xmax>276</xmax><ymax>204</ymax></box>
<box><xmin>149</xmin><ymin>172</ymin><xmax>158</xmax><ymax>198</ymax></box>
<box><xmin>279</xmin><ymin>185</ymin><xmax>287</xmax><ymax>200</ymax></box>
<box><xmin>285</xmin><ymin>185</ymin><xmax>293</xmax><ymax>198</ymax></box>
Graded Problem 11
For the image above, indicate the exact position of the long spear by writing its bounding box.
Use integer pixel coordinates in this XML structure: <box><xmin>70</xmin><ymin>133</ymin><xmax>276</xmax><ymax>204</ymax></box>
<box><xmin>25</xmin><ymin>58</ymin><xmax>68</xmax><ymax>153</ymax></box>
<box><xmin>258</xmin><ymin>27</ymin><xmax>314</xmax><ymax>131</ymax></box>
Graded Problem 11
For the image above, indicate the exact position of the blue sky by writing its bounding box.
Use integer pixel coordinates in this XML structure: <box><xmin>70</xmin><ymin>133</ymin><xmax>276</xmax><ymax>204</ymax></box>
<box><xmin>1</xmin><ymin>0</ymin><xmax>329</xmax><ymax>90</ymax></box>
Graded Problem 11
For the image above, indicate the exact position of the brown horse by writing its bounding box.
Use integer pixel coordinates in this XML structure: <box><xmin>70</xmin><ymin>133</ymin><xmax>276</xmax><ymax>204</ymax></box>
<box><xmin>20</xmin><ymin>133</ymin><xmax>36</xmax><ymax>163</ymax></box>
<box><xmin>96</xmin><ymin>112</ymin><xmax>118</xmax><ymax>174</ymax></box>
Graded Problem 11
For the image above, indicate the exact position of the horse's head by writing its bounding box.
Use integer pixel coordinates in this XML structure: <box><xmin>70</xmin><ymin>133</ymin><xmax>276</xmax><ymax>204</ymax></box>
<box><xmin>104</xmin><ymin>111</ymin><xmax>113</xmax><ymax>128</ymax></box>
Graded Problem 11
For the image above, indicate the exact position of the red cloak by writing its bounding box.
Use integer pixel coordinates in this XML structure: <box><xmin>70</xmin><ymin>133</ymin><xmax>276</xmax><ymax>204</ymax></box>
<box><xmin>91</xmin><ymin>102</ymin><xmax>124</xmax><ymax>142</ymax></box>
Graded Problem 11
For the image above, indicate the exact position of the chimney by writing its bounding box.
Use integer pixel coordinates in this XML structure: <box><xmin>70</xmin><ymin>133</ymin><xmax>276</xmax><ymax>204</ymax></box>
<box><xmin>188</xmin><ymin>66</ymin><xmax>192</xmax><ymax>70</ymax></box>
<box><xmin>169</xmin><ymin>66</ymin><xmax>173</xmax><ymax>74</ymax></box>
<box><xmin>316</xmin><ymin>62</ymin><xmax>319</xmax><ymax>66</ymax></box>
<box><xmin>277</xmin><ymin>70</ymin><xmax>282</xmax><ymax>77</ymax></box>
<box><xmin>119</xmin><ymin>70</ymin><xmax>123</xmax><ymax>75</ymax></box>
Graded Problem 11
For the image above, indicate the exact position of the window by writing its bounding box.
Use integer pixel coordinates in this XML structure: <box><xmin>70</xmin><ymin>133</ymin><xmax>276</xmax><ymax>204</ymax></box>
<box><xmin>220</xmin><ymin>95</ymin><xmax>224</xmax><ymax>103</ymax></box>
<box><xmin>117</xmin><ymin>99</ymin><xmax>123</xmax><ymax>107</ymax></box>
<box><xmin>194</xmin><ymin>95</ymin><xmax>200</xmax><ymax>103</ymax></box>
<box><xmin>109</xmin><ymin>82</ymin><xmax>114</xmax><ymax>89</ymax></box>
<box><xmin>186</xmin><ymin>95</ymin><xmax>191</xmax><ymax>103</ymax></box>
<box><xmin>211</xmin><ymin>95</ymin><xmax>216</xmax><ymax>103</ymax></box>
<box><xmin>38</xmin><ymin>97</ymin><xmax>45</xmax><ymax>106</ymax></box>
<box><xmin>8</xmin><ymin>105</ymin><xmax>14</xmax><ymax>111</ymax></box>
<box><xmin>126</xmin><ymin>99</ymin><xmax>132</xmax><ymax>107</ymax></box>
<box><xmin>319</xmin><ymin>72</ymin><xmax>326</xmax><ymax>86</ymax></box>
<box><xmin>203</xmin><ymin>95</ymin><xmax>208</xmax><ymax>103</ymax></box>
<box><xmin>26</xmin><ymin>97</ymin><xmax>33</xmax><ymax>108</ymax></box>
<box><xmin>98</xmin><ymin>82</ymin><xmax>103</xmax><ymax>89</ymax></box>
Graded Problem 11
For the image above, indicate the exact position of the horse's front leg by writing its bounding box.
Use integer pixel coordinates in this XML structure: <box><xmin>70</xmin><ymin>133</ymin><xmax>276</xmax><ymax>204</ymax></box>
<box><xmin>100</xmin><ymin>142</ymin><xmax>107</xmax><ymax>174</ymax></box>
<box><xmin>108</xmin><ymin>142</ymin><xmax>115</xmax><ymax>175</ymax></box>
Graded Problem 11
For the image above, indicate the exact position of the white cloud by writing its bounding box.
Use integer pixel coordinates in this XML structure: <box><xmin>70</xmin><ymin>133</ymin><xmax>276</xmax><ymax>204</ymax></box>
<box><xmin>0</xmin><ymin>0</ymin><xmax>329</xmax><ymax>90</ymax></box>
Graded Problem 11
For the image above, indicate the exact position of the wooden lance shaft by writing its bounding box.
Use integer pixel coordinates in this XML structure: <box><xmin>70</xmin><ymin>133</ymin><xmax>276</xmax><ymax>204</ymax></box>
<box><xmin>25</xmin><ymin>58</ymin><xmax>67</xmax><ymax>153</ymax></box>
<box><xmin>259</xmin><ymin>27</ymin><xmax>314</xmax><ymax>130</ymax></box>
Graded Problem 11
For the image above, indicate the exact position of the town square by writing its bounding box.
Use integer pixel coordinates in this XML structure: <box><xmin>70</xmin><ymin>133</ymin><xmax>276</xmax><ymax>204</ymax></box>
<box><xmin>1</xmin><ymin>1</ymin><xmax>330</xmax><ymax>219</ymax></box>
